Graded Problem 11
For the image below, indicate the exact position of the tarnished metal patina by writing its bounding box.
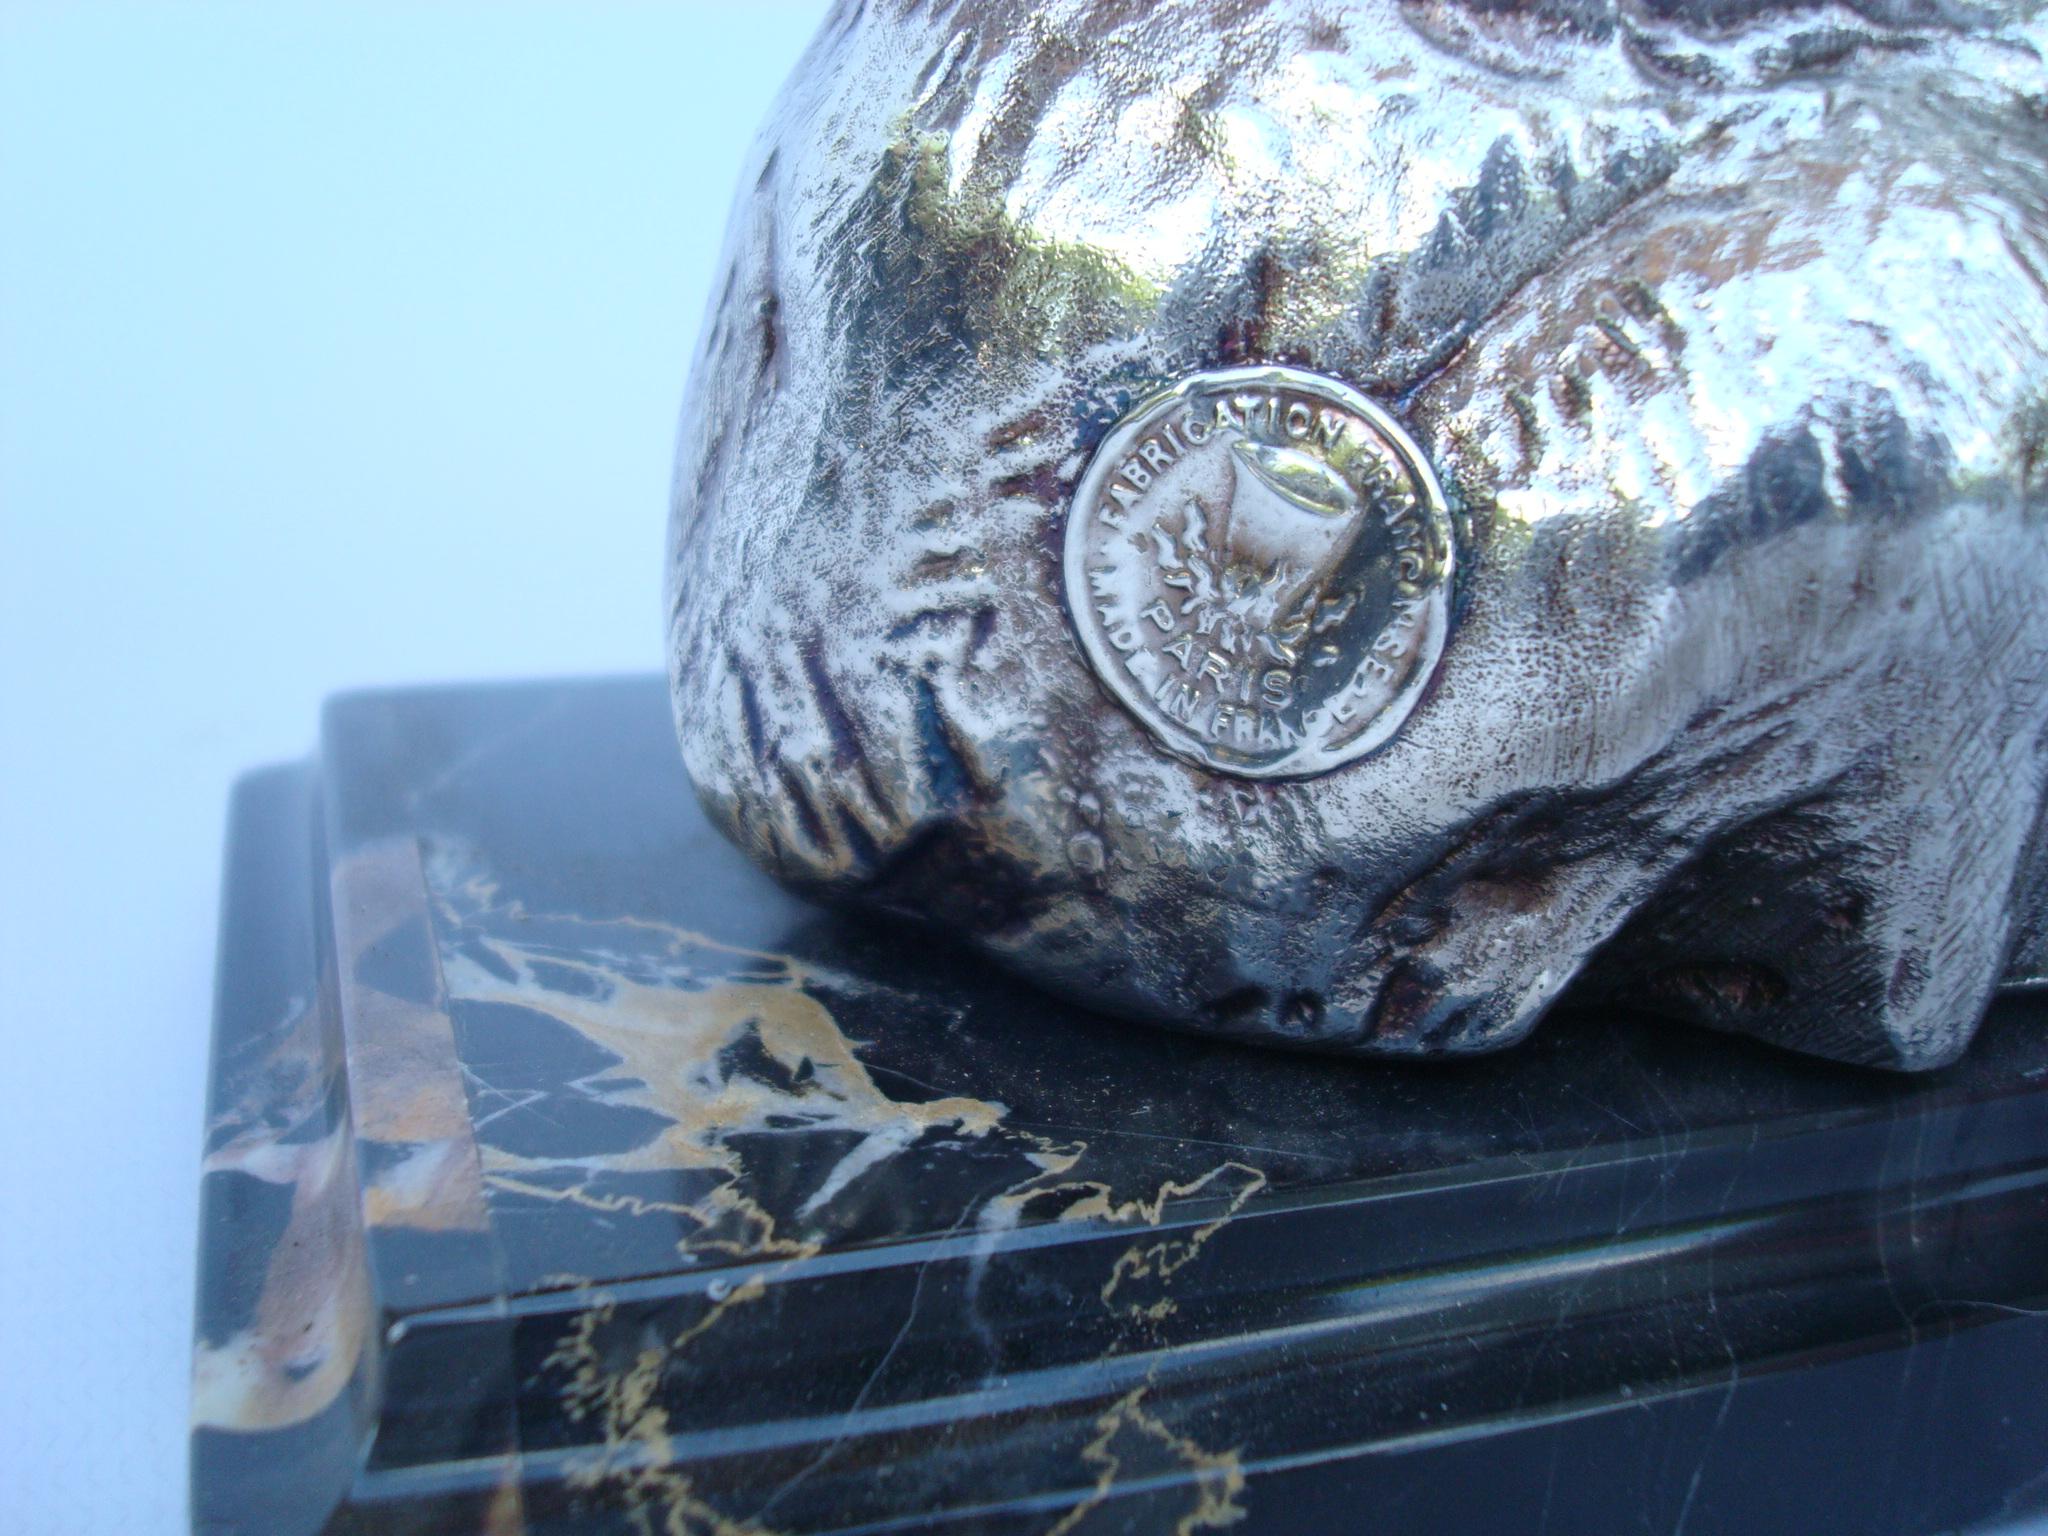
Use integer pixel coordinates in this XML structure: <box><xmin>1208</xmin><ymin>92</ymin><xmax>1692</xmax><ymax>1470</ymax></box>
<box><xmin>667</xmin><ymin>0</ymin><xmax>2048</xmax><ymax>1068</ymax></box>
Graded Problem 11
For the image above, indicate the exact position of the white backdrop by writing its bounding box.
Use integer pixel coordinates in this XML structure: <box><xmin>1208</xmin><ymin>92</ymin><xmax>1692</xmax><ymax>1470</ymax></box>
<box><xmin>0</xmin><ymin>5</ymin><xmax>831</xmax><ymax>1530</ymax></box>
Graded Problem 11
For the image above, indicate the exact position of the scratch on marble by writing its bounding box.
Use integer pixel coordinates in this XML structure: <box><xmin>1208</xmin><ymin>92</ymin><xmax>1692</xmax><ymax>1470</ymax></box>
<box><xmin>410</xmin><ymin>695</ymin><xmax>575</xmax><ymax>808</ymax></box>
<box><xmin>1671</xmin><ymin>1121</ymin><xmax>1757</xmax><ymax>1536</ymax></box>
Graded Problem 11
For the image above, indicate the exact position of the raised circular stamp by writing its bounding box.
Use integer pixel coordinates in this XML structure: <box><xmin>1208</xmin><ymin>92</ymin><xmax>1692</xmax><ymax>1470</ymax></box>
<box><xmin>1063</xmin><ymin>365</ymin><xmax>1455</xmax><ymax>778</ymax></box>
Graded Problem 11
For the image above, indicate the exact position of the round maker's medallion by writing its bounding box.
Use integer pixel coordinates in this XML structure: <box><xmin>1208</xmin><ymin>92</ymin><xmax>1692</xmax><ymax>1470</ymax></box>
<box><xmin>1064</xmin><ymin>365</ymin><xmax>1455</xmax><ymax>778</ymax></box>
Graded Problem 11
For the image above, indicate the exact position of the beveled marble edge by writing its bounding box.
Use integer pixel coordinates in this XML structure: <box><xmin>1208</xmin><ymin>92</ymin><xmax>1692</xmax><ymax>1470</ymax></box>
<box><xmin>192</xmin><ymin>764</ymin><xmax>379</xmax><ymax>1453</ymax></box>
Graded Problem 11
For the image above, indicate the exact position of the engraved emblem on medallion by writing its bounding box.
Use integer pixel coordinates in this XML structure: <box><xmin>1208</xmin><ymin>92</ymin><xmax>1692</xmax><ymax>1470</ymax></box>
<box><xmin>1063</xmin><ymin>365</ymin><xmax>1455</xmax><ymax>778</ymax></box>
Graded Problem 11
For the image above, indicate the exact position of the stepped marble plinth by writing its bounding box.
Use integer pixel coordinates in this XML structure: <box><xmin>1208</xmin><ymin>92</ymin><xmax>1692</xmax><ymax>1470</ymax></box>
<box><xmin>192</xmin><ymin>677</ymin><xmax>2048</xmax><ymax>1535</ymax></box>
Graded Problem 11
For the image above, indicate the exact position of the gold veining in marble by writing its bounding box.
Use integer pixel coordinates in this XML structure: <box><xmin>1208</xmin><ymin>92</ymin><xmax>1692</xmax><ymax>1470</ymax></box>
<box><xmin>191</xmin><ymin>995</ymin><xmax>372</xmax><ymax>1433</ymax></box>
<box><xmin>1046</xmin><ymin>1386</ymin><xmax>1248</xmax><ymax>1536</ymax></box>
<box><xmin>422</xmin><ymin>847</ymin><xmax>1269</xmax><ymax>1526</ymax></box>
<box><xmin>546</xmin><ymin>1290</ymin><xmax>784</xmax><ymax>1536</ymax></box>
<box><xmin>332</xmin><ymin>838</ymin><xmax>489</xmax><ymax>1233</ymax></box>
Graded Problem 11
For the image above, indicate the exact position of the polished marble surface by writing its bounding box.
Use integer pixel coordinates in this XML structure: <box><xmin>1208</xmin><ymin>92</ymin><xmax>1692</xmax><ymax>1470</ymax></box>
<box><xmin>194</xmin><ymin>677</ymin><xmax>2048</xmax><ymax>1534</ymax></box>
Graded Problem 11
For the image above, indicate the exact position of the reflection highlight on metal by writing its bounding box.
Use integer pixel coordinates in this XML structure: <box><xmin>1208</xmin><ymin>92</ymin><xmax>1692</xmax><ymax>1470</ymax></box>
<box><xmin>667</xmin><ymin>0</ymin><xmax>2048</xmax><ymax>1068</ymax></box>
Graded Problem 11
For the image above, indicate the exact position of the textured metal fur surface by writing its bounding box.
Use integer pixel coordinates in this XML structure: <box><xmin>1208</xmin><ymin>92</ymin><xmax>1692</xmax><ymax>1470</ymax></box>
<box><xmin>668</xmin><ymin>0</ymin><xmax>2048</xmax><ymax>1068</ymax></box>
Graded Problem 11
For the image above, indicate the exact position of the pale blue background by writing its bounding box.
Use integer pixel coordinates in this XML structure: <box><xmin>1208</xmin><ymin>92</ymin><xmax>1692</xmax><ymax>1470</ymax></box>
<box><xmin>0</xmin><ymin>5</ymin><xmax>830</xmax><ymax>1529</ymax></box>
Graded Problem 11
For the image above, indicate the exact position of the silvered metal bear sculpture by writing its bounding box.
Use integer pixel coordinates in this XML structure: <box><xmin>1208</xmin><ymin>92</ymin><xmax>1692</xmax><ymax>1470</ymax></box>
<box><xmin>667</xmin><ymin>0</ymin><xmax>2048</xmax><ymax>1068</ymax></box>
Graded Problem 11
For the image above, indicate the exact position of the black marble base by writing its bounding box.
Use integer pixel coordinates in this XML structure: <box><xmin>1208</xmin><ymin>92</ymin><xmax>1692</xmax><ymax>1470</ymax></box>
<box><xmin>193</xmin><ymin>676</ymin><xmax>2048</xmax><ymax>1535</ymax></box>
